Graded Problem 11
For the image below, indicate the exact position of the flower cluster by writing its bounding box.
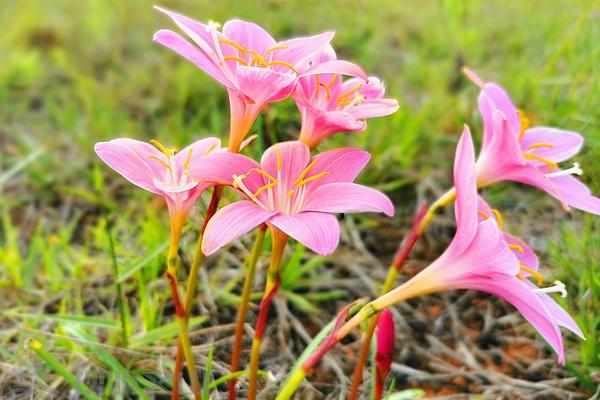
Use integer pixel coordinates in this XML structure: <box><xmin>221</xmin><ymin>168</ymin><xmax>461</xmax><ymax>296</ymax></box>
<box><xmin>94</xmin><ymin>7</ymin><xmax>597</xmax><ymax>399</ymax></box>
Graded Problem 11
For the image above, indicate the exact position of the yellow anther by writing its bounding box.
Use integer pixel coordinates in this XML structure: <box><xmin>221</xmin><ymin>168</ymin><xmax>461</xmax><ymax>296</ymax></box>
<box><xmin>224</xmin><ymin>56</ymin><xmax>249</xmax><ymax>66</ymax></box>
<box><xmin>276</xmin><ymin>148</ymin><xmax>282</xmax><ymax>172</ymax></box>
<box><xmin>516</xmin><ymin>273</ymin><xmax>524</xmax><ymax>280</ymax></box>
<box><xmin>477</xmin><ymin>211</ymin><xmax>489</xmax><ymax>220</ymax></box>
<box><xmin>509</xmin><ymin>243</ymin><xmax>525</xmax><ymax>253</ymax></box>
<box><xmin>204</xmin><ymin>143</ymin><xmax>218</xmax><ymax>155</ymax></box>
<box><xmin>253</xmin><ymin>180</ymin><xmax>278</xmax><ymax>198</ymax></box>
<box><xmin>527</xmin><ymin>143</ymin><xmax>554</xmax><ymax>150</ymax></box>
<box><xmin>249</xmin><ymin>54</ymin><xmax>269</xmax><ymax>67</ymax></box>
<box><xmin>183</xmin><ymin>148</ymin><xmax>194</xmax><ymax>170</ymax></box>
<box><xmin>337</xmin><ymin>83</ymin><xmax>363</xmax><ymax>101</ymax></box>
<box><xmin>150</xmin><ymin>139</ymin><xmax>175</xmax><ymax>157</ymax></box>
<box><xmin>517</xmin><ymin>109</ymin><xmax>530</xmax><ymax>141</ymax></box>
<box><xmin>267</xmin><ymin>60</ymin><xmax>298</xmax><ymax>73</ymax></box>
<box><xmin>218</xmin><ymin>38</ymin><xmax>247</xmax><ymax>55</ymax></box>
<box><xmin>288</xmin><ymin>189</ymin><xmax>295</xmax><ymax>197</ymax></box>
<box><xmin>523</xmin><ymin>153</ymin><xmax>558</xmax><ymax>171</ymax></box>
<box><xmin>296</xmin><ymin>171</ymin><xmax>330</xmax><ymax>187</ymax></box>
<box><xmin>248</xmin><ymin>168</ymin><xmax>276</xmax><ymax>182</ymax></box>
<box><xmin>294</xmin><ymin>159</ymin><xmax>319</xmax><ymax>186</ymax></box>
<box><xmin>491</xmin><ymin>209</ymin><xmax>503</xmax><ymax>230</ymax></box>
<box><xmin>147</xmin><ymin>155</ymin><xmax>173</xmax><ymax>171</ymax></box>
<box><xmin>263</xmin><ymin>45</ymin><xmax>288</xmax><ymax>57</ymax></box>
<box><xmin>519</xmin><ymin>263</ymin><xmax>543</xmax><ymax>285</ymax></box>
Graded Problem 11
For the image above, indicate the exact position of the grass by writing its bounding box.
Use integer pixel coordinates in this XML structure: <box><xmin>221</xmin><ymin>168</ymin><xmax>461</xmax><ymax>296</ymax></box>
<box><xmin>1</xmin><ymin>0</ymin><xmax>599</xmax><ymax>398</ymax></box>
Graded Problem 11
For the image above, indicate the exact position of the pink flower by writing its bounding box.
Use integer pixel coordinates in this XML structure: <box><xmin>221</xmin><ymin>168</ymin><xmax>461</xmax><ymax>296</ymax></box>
<box><xmin>294</xmin><ymin>46</ymin><xmax>399</xmax><ymax>149</ymax></box>
<box><xmin>94</xmin><ymin>137</ymin><xmax>221</xmax><ymax>224</ymax></box>
<box><xmin>350</xmin><ymin>127</ymin><xmax>583</xmax><ymax>364</ymax></box>
<box><xmin>191</xmin><ymin>141</ymin><xmax>394</xmax><ymax>256</ymax></box>
<box><xmin>154</xmin><ymin>7</ymin><xmax>365</xmax><ymax>152</ymax></box>
<box><xmin>464</xmin><ymin>68</ymin><xmax>600</xmax><ymax>215</ymax></box>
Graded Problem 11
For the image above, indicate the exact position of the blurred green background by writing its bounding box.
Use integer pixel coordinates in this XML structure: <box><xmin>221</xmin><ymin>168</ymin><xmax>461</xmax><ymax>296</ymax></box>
<box><xmin>1</xmin><ymin>0</ymin><xmax>598</xmax><ymax>397</ymax></box>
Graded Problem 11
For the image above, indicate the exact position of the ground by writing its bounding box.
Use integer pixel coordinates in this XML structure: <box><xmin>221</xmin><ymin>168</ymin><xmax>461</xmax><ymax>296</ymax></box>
<box><xmin>0</xmin><ymin>0</ymin><xmax>599</xmax><ymax>399</ymax></box>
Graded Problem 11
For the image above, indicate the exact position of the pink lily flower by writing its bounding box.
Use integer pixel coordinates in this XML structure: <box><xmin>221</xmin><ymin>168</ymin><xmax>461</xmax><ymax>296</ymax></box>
<box><xmin>294</xmin><ymin>46</ymin><xmax>399</xmax><ymax>149</ymax></box>
<box><xmin>374</xmin><ymin>309</ymin><xmax>395</xmax><ymax>400</ymax></box>
<box><xmin>343</xmin><ymin>127</ymin><xmax>583</xmax><ymax>364</ymax></box>
<box><xmin>464</xmin><ymin>68</ymin><xmax>600</xmax><ymax>215</ymax></box>
<box><xmin>94</xmin><ymin>137</ymin><xmax>222</xmax><ymax>227</ymax></box>
<box><xmin>190</xmin><ymin>141</ymin><xmax>394</xmax><ymax>256</ymax></box>
<box><xmin>154</xmin><ymin>7</ymin><xmax>365</xmax><ymax>152</ymax></box>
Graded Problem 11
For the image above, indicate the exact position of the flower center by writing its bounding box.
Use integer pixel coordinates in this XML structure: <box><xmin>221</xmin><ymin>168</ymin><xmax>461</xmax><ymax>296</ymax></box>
<box><xmin>217</xmin><ymin>38</ymin><xmax>296</xmax><ymax>73</ymax></box>
<box><xmin>146</xmin><ymin>139</ymin><xmax>195</xmax><ymax>190</ymax></box>
<box><xmin>231</xmin><ymin>149</ymin><xmax>330</xmax><ymax>214</ymax></box>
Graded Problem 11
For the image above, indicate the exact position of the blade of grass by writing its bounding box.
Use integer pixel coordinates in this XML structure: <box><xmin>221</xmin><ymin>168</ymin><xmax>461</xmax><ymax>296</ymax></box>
<box><xmin>107</xmin><ymin>225</ymin><xmax>130</xmax><ymax>346</ymax></box>
<box><xmin>118</xmin><ymin>240</ymin><xmax>169</xmax><ymax>282</ymax></box>
<box><xmin>29</xmin><ymin>339</ymin><xmax>101</xmax><ymax>400</ymax></box>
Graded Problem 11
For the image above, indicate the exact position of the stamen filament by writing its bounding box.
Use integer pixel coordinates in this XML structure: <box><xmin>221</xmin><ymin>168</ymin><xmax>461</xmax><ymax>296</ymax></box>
<box><xmin>205</xmin><ymin>143</ymin><xmax>218</xmax><ymax>155</ymax></box>
<box><xmin>523</xmin><ymin>152</ymin><xmax>559</xmax><ymax>171</ymax></box>
<box><xmin>150</xmin><ymin>139</ymin><xmax>175</xmax><ymax>157</ymax></box>
<box><xmin>477</xmin><ymin>211</ymin><xmax>489</xmax><ymax>220</ymax></box>
<box><xmin>517</xmin><ymin>109</ymin><xmax>530</xmax><ymax>141</ymax></box>
<box><xmin>263</xmin><ymin>45</ymin><xmax>288</xmax><ymax>57</ymax></box>
<box><xmin>491</xmin><ymin>209</ymin><xmax>503</xmax><ymax>230</ymax></box>
<box><xmin>519</xmin><ymin>263</ymin><xmax>543</xmax><ymax>285</ymax></box>
<box><xmin>147</xmin><ymin>155</ymin><xmax>172</xmax><ymax>171</ymax></box>
<box><xmin>183</xmin><ymin>148</ymin><xmax>194</xmax><ymax>170</ymax></box>
<box><xmin>267</xmin><ymin>60</ymin><xmax>298</xmax><ymax>73</ymax></box>
<box><xmin>249</xmin><ymin>54</ymin><xmax>269</xmax><ymax>67</ymax></box>
<box><xmin>296</xmin><ymin>171</ymin><xmax>330</xmax><ymax>187</ymax></box>
<box><xmin>326</xmin><ymin>74</ymin><xmax>338</xmax><ymax>89</ymax></box>
<box><xmin>294</xmin><ymin>159</ymin><xmax>319</xmax><ymax>186</ymax></box>
<box><xmin>315</xmin><ymin>75</ymin><xmax>321</xmax><ymax>98</ymax></box>
<box><xmin>253</xmin><ymin>180</ymin><xmax>278</xmax><ymax>198</ymax></box>
<box><xmin>248</xmin><ymin>168</ymin><xmax>276</xmax><ymax>182</ymax></box>
<box><xmin>224</xmin><ymin>56</ymin><xmax>249</xmax><ymax>66</ymax></box>
<box><xmin>276</xmin><ymin>148</ymin><xmax>282</xmax><ymax>172</ymax></box>
<box><xmin>319</xmin><ymin>83</ymin><xmax>331</xmax><ymax>100</ymax></box>
<box><xmin>527</xmin><ymin>143</ymin><xmax>554</xmax><ymax>150</ymax></box>
<box><xmin>338</xmin><ymin>83</ymin><xmax>363</xmax><ymax>101</ymax></box>
<box><xmin>218</xmin><ymin>38</ymin><xmax>247</xmax><ymax>55</ymax></box>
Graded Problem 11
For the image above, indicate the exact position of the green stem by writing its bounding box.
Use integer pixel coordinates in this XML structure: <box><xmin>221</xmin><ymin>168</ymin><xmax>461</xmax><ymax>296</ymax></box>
<box><xmin>228</xmin><ymin>226</ymin><xmax>267</xmax><ymax>400</ymax></box>
<box><xmin>166</xmin><ymin>220</ymin><xmax>201</xmax><ymax>400</ymax></box>
<box><xmin>247</xmin><ymin>227</ymin><xmax>288</xmax><ymax>400</ymax></box>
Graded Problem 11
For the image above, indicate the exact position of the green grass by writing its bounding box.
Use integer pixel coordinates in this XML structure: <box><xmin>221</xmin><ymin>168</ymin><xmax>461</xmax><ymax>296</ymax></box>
<box><xmin>1</xmin><ymin>0</ymin><xmax>599</xmax><ymax>397</ymax></box>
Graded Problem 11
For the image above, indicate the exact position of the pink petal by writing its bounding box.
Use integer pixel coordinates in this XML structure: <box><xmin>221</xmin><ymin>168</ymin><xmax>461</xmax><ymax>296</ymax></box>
<box><xmin>260</xmin><ymin>141</ymin><xmax>310</xmax><ymax>189</ymax></box>
<box><xmin>301</xmin><ymin>60</ymin><xmax>368</xmax><ymax>81</ymax></box>
<box><xmin>504</xmin><ymin>233</ymin><xmax>539</xmax><ymax>271</ymax></box>
<box><xmin>222</xmin><ymin>19</ymin><xmax>277</xmax><ymax>55</ymax></box>
<box><xmin>313</xmin><ymin>109</ymin><xmax>366</xmax><ymax>134</ymax></box>
<box><xmin>520</xmin><ymin>127</ymin><xmax>583</xmax><ymax>163</ymax></box>
<box><xmin>188</xmin><ymin>152</ymin><xmax>261</xmax><ymax>188</ymax></box>
<box><xmin>269</xmin><ymin>212</ymin><xmax>340</xmax><ymax>255</ymax></box>
<box><xmin>302</xmin><ymin>182</ymin><xmax>394</xmax><ymax>217</ymax></box>
<box><xmin>350</xmin><ymin>99</ymin><xmax>399</xmax><ymax>120</ymax></box>
<box><xmin>304</xmin><ymin>147</ymin><xmax>371</xmax><ymax>188</ymax></box>
<box><xmin>463</xmin><ymin>276</ymin><xmax>566</xmax><ymax>364</ymax></box>
<box><xmin>174</xmin><ymin>137</ymin><xmax>221</xmax><ymax>171</ymax></box>
<box><xmin>95</xmin><ymin>139</ymin><xmax>165</xmax><ymax>194</ymax></box>
<box><xmin>548</xmin><ymin>175</ymin><xmax>600</xmax><ymax>215</ymax></box>
<box><xmin>451</xmin><ymin>126</ymin><xmax>479</xmax><ymax>255</ymax></box>
<box><xmin>277</xmin><ymin>31</ymin><xmax>335</xmax><ymax>71</ymax></box>
<box><xmin>202</xmin><ymin>201</ymin><xmax>277</xmax><ymax>255</ymax></box>
<box><xmin>478</xmin><ymin>82</ymin><xmax>521</xmax><ymax>143</ymax></box>
<box><xmin>153</xmin><ymin>30</ymin><xmax>231</xmax><ymax>87</ymax></box>
<box><xmin>503</xmin><ymin>164</ymin><xmax>566</xmax><ymax>209</ymax></box>
<box><xmin>343</xmin><ymin>76</ymin><xmax>384</xmax><ymax>98</ymax></box>
<box><xmin>235</xmin><ymin>66</ymin><xmax>296</xmax><ymax>104</ymax></box>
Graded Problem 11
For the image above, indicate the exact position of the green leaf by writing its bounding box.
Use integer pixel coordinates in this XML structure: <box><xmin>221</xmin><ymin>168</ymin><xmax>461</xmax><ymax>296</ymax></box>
<box><xmin>129</xmin><ymin>316</ymin><xmax>207</xmax><ymax>349</ymax></box>
<box><xmin>118</xmin><ymin>241</ymin><xmax>169</xmax><ymax>282</ymax></box>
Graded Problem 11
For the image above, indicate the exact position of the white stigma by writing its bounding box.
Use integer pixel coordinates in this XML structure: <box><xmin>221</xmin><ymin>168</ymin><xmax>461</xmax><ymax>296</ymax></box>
<box><xmin>545</xmin><ymin>162</ymin><xmax>583</xmax><ymax>178</ymax></box>
<box><xmin>206</xmin><ymin>20</ymin><xmax>221</xmax><ymax>31</ymax></box>
<box><xmin>532</xmin><ymin>280</ymin><xmax>567</xmax><ymax>298</ymax></box>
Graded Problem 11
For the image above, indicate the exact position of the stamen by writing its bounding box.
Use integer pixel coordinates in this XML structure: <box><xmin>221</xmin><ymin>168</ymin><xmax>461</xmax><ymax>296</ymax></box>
<box><xmin>150</xmin><ymin>139</ymin><xmax>175</xmax><ymax>157</ymax></box>
<box><xmin>183</xmin><ymin>148</ymin><xmax>194</xmax><ymax>170</ymax></box>
<box><xmin>294</xmin><ymin>159</ymin><xmax>319</xmax><ymax>186</ymax></box>
<box><xmin>288</xmin><ymin>189</ymin><xmax>295</xmax><ymax>197</ymax></box>
<box><xmin>249</xmin><ymin>54</ymin><xmax>269</xmax><ymax>67</ymax></box>
<box><xmin>319</xmin><ymin>83</ymin><xmax>331</xmax><ymax>100</ymax></box>
<box><xmin>247</xmin><ymin>168</ymin><xmax>276</xmax><ymax>182</ymax></box>
<box><xmin>218</xmin><ymin>38</ymin><xmax>247</xmax><ymax>55</ymax></box>
<box><xmin>523</xmin><ymin>152</ymin><xmax>559</xmax><ymax>171</ymax></box>
<box><xmin>296</xmin><ymin>171</ymin><xmax>330</xmax><ymax>187</ymax></box>
<box><xmin>517</xmin><ymin>109</ymin><xmax>530</xmax><ymax>141</ymax></box>
<box><xmin>276</xmin><ymin>148</ymin><xmax>282</xmax><ymax>172</ymax></box>
<box><xmin>516</xmin><ymin>273</ymin><xmax>524</xmax><ymax>280</ymax></box>
<box><xmin>204</xmin><ymin>143</ymin><xmax>218</xmax><ymax>155</ymax></box>
<box><xmin>509</xmin><ymin>244</ymin><xmax>525</xmax><ymax>253</ymax></box>
<box><xmin>338</xmin><ymin>83</ymin><xmax>363</xmax><ymax>101</ymax></box>
<box><xmin>147</xmin><ymin>155</ymin><xmax>172</xmax><ymax>171</ymax></box>
<box><xmin>519</xmin><ymin>263</ymin><xmax>543</xmax><ymax>285</ymax></box>
<box><xmin>263</xmin><ymin>45</ymin><xmax>288</xmax><ymax>57</ymax></box>
<box><xmin>477</xmin><ymin>211</ymin><xmax>489</xmax><ymax>220</ymax></box>
<box><xmin>545</xmin><ymin>162</ymin><xmax>583</xmax><ymax>178</ymax></box>
<box><xmin>231</xmin><ymin>174</ymin><xmax>246</xmax><ymax>189</ymax></box>
<box><xmin>253</xmin><ymin>180</ymin><xmax>278</xmax><ymax>198</ymax></box>
<box><xmin>532</xmin><ymin>280</ymin><xmax>567</xmax><ymax>298</ymax></box>
<box><xmin>223</xmin><ymin>56</ymin><xmax>249</xmax><ymax>66</ymax></box>
<box><xmin>315</xmin><ymin>75</ymin><xmax>321</xmax><ymax>98</ymax></box>
<box><xmin>527</xmin><ymin>143</ymin><xmax>554</xmax><ymax>150</ymax></box>
<box><xmin>267</xmin><ymin>60</ymin><xmax>298</xmax><ymax>73</ymax></box>
<box><xmin>326</xmin><ymin>74</ymin><xmax>338</xmax><ymax>89</ymax></box>
<box><xmin>491</xmin><ymin>209</ymin><xmax>503</xmax><ymax>230</ymax></box>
